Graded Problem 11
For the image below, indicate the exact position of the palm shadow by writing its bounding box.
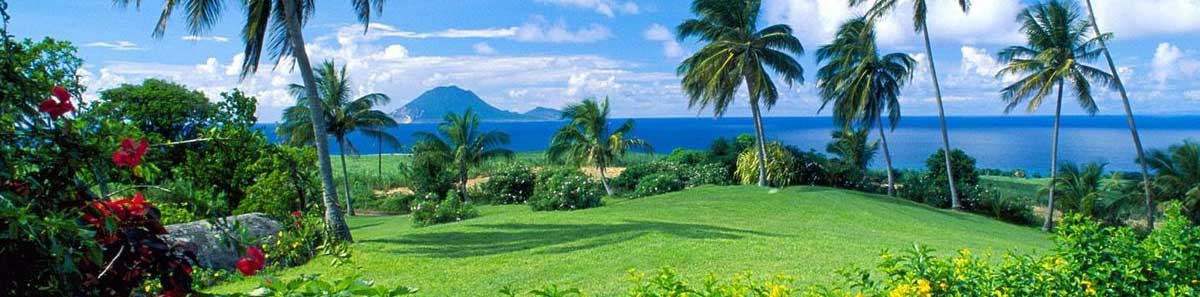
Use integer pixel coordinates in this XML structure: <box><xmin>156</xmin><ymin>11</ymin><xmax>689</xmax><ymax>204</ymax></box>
<box><xmin>362</xmin><ymin>220</ymin><xmax>777</xmax><ymax>258</ymax></box>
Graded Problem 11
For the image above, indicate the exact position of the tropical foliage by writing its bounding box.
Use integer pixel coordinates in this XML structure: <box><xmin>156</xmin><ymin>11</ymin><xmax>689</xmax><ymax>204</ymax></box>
<box><xmin>548</xmin><ymin>98</ymin><xmax>651</xmax><ymax>195</ymax></box>
<box><xmin>278</xmin><ymin>60</ymin><xmax>399</xmax><ymax>216</ymax></box>
<box><xmin>412</xmin><ymin>109</ymin><xmax>513</xmax><ymax>202</ymax></box>
<box><xmin>1148</xmin><ymin>140</ymin><xmax>1200</xmax><ymax>221</ymax></box>
<box><xmin>676</xmin><ymin>0</ymin><xmax>805</xmax><ymax>186</ymax></box>
<box><xmin>816</xmin><ymin>17</ymin><xmax>915</xmax><ymax>196</ymax></box>
<box><xmin>996</xmin><ymin>0</ymin><xmax>1113</xmax><ymax>230</ymax></box>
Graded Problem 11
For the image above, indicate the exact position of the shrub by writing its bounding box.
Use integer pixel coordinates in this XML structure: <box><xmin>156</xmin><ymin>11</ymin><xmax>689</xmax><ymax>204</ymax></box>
<box><xmin>685</xmin><ymin>162</ymin><xmax>731</xmax><ymax>187</ymax></box>
<box><xmin>477</xmin><ymin>163</ymin><xmax>537</xmax><ymax>204</ymax></box>
<box><xmin>664</xmin><ymin>148</ymin><xmax>710</xmax><ymax>165</ymax></box>
<box><xmin>633</xmin><ymin>172</ymin><xmax>686</xmax><ymax>198</ymax></box>
<box><xmin>611</xmin><ymin>161</ymin><xmax>685</xmax><ymax>192</ymax></box>
<box><xmin>361</xmin><ymin>193</ymin><xmax>415</xmax><ymax>214</ymax></box>
<box><xmin>965</xmin><ymin>185</ymin><xmax>1036</xmax><ymax>225</ymax></box>
<box><xmin>242</xmin><ymin>274</ymin><xmax>416</xmax><ymax>296</ymax></box>
<box><xmin>811</xmin><ymin>205</ymin><xmax>1200</xmax><ymax>296</ymax></box>
<box><xmin>926</xmin><ymin>148</ymin><xmax>980</xmax><ymax>187</ymax></box>
<box><xmin>411</xmin><ymin>191</ymin><xmax>480</xmax><ymax>227</ymax></box>
<box><xmin>531</xmin><ymin>168</ymin><xmax>603</xmax><ymax>211</ymax></box>
<box><xmin>402</xmin><ymin>148</ymin><xmax>455</xmax><ymax>198</ymax></box>
<box><xmin>734</xmin><ymin>141</ymin><xmax>797</xmax><ymax>187</ymax></box>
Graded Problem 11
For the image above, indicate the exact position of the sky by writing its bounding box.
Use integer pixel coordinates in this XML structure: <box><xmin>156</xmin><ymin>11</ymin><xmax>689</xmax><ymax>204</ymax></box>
<box><xmin>8</xmin><ymin>0</ymin><xmax>1200</xmax><ymax>122</ymax></box>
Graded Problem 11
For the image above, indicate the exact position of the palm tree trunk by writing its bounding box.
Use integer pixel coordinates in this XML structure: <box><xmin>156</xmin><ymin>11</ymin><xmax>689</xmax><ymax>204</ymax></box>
<box><xmin>281</xmin><ymin>0</ymin><xmax>351</xmax><ymax>241</ymax></box>
<box><xmin>599</xmin><ymin>165</ymin><xmax>614</xmax><ymax>195</ymax></box>
<box><xmin>876</xmin><ymin>117</ymin><xmax>896</xmax><ymax>197</ymax></box>
<box><xmin>459</xmin><ymin>164</ymin><xmax>470</xmax><ymax>202</ymax></box>
<box><xmin>922</xmin><ymin>28</ymin><xmax>961</xmax><ymax>209</ymax></box>
<box><xmin>750</xmin><ymin>100</ymin><xmax>770</xmax><ymax>187</ymax></box>
<box><xmin>1084</xmin><ymin>0</ymin><xmax>1155</xmax><ymax>229</ymax></box>
<box><xmin>337</xmin><ymin>137</ymin><xmax>355</xmax><ymax>216</ymax></box>
<box><xmin>1044</xmin><ymin>81</ymin><xmax>1066</xmax><ymax>232</ymax></box>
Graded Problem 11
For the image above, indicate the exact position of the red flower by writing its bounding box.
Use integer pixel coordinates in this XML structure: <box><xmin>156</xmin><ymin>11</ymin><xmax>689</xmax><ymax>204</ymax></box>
<box><xmin>291</xmin><ymin>210</ymin><xmax>302</xmax><ymax>218</ymax></box>
<box><xmin>38</xmin><ymin>86</ymin><xmax>75</xmax><ymax>119</ymax></box>
<box><xmin>236</xmin><ymin>247</ymin><xmax>266</xmax><ymax>276</ymax></box>
<box><xmin>112</xmin><ymin>138</ymin><xmax>149</xmax><ymax>168</ymax></box>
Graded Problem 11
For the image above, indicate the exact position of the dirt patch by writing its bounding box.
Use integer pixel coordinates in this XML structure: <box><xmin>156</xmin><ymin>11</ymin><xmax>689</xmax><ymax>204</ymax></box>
<box><xmin>375</xmin><ymin>187</ymin><xmax>413</xmax><ymax>197</ymax></box>
<box><xmin>579</xmin><ymin>166</ymin><xmax>625</xmax><ymax>179</ymax></box>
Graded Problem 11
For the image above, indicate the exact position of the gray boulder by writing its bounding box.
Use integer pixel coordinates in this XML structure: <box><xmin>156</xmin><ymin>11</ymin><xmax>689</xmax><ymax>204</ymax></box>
<box><xmin>160</xmin><ymin>213</ymin><xmax>281</xmax><ymax>270</ymax></box>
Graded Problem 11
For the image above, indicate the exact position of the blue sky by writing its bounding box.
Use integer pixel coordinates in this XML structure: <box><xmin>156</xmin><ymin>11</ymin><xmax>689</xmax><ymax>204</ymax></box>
<box><xmin>9</xmin><ymin>0</ymin><xmax>1200</xmax><ymax>122</ymax></box>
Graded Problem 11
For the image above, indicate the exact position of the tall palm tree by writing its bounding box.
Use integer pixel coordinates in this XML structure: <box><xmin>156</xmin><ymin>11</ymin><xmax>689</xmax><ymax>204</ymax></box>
<box><xmin>826</xmin><ymin>128</ymin><xmax>878</xmax><ymax>172</ymax></box>
<box><xmin>1081</xmin><ymin>0</ymin><xmax>1157</xmax><ymax>228</ymax></box>
<box><xmin>816</xmin><ymin>17</ymin><xmax>915</xmax><ymax>197</ymax></box>
<box><xmin>412</xmin><ymin>109</ymin><xmax>513</xmax><ymax>202</ymax></box>
<box><xmin>548</xmin><ymin>97</ymin><xmax>652</xmax><ymax>195</ymax></box>
<box><xmin>995</xmin><ymin>0</ymin><xmax>1113</xmax><ymax>231</ymax></box>
<box><xmin>1146</xmin><ymin>141</ymin><xmax>1200</xmax><ymax>222</ymax></box>
<box><xmin>278</xmin><ymin>61</ymin><xmax>399</xmax><ymax>216</ymax></box>
<box><xmin>116</xmin><ymin>0</ymin><xmax>388</xmax><ymax>242</ymax></box>
<box><xmin>851</xmin><ymin>0</ymin><xmax>971</xmax><ymax>208</ymax></box>
<box><xmin>675</xmin><ymin>0</ymin><xmax>805</xmax><ymax>187</ymax></box>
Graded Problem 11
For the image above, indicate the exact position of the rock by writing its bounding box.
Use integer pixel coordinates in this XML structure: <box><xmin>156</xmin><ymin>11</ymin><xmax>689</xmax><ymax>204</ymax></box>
<box><xmin>160</xmin><ymin>213</ymin><xmax>281</xmax><ymax>270</ymax></box>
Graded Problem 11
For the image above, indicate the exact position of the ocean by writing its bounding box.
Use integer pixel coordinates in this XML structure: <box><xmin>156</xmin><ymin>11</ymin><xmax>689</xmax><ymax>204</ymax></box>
<box><xmin>256</xmin><ymin>115</ymin><xmax>1200</xmax><ymax>174</ymax></box>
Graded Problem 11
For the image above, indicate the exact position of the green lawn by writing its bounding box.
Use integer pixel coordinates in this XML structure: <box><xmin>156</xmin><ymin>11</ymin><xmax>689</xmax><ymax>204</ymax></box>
<box><xmin>211</xmin><ymin>186</ymin><xmax>1050</xmax><ymax>296</ymax></box>
<box><xmin>980</xmin><ymin>175</ymin><xmax>1049</xmax><ymax>204</ymax></box>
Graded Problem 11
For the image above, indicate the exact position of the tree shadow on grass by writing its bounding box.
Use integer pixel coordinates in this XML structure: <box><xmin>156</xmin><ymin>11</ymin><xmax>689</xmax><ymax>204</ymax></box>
<box><xmin>362</xmin><ymin>220</ymin><xmax>777</xmax><ymax>258</ymax></box>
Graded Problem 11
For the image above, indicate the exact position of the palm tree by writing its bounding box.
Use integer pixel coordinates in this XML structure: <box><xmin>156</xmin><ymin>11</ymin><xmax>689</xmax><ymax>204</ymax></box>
<box><xmin>816</xmin><ymin>17</ymin><xmax>915</xmax><ymax>197</ymax></box>
<box><xmin>995</xmin><ymin>0</ymin><xmax>1113</xmax><ymax>231</ymax></box>
<box><xmin>412</xmin><ymin>109</ymin><xmax>513</xmax><ymax>202</ymax></box>
<box><xmin>548</xmin><ymin>97</ymin><xmax>652</xmax><ymax>195</ymax></box>
<box><xmin>1146</xmin><ymin>141</ymin><xmax>1200</xmax><ymax>222</ymax></box>
<box><xmin>1081</xmin><ymin>0</ymin><xmax>1157</xmax><ymax>228</ymax></box>
<box><xmin>116</xmin><ymin>0</ymin><xmax>388</xmax><ymax>242</ymax></box>
<box><xmin>826</xmin><ymin>128</ymin><xmax>878</xmax><ymax>172</ymax></box>
<box><xmin>675</xmin><ymin>0</ymin><xmax>805</xmax><ymax>187</ymax></box>
<box><xmin>1042</xmin><ymin>162</ymin><xmax>1131</xmax><ymax>226</ymax></box>
<box><xmin>278</xmin><ymin>61</ymin><xmax>399</xmax><ymax>216</ymax></box>
<box><xmin>851</xmin><ymin>0</ymin><xmax>971</xmax><ymax>209</ymax></box>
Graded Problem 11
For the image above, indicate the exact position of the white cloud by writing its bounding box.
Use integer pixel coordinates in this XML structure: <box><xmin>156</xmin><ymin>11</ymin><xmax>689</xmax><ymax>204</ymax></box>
<box><xmin>1091</xmin><ymin>0</ymin><xmax>1200</xmax><ymax>38</ymax></box>
<box><xmin>514</xmin><ymin>16</ymin><xmax>612</xmax><ymax>43</ymax></box>
<box><xmin>1151</xmin><ymin>42</ymin><xmax>1200</xmax><ymax>84</ymax></box>
<box><xmin>84</xmin><ymin>41</ymin><xmax>145</xmax><ymax>51</ymax></box>
<box><xmin>761</xmin><ymin>0</ymin><xmax>1022</xmax><ymax>47</ymax></box>
<box><xmin>959</xmin><ymin>46</ymin><xmax>1002</xmax><ymax>78</ymax></box>
<box><xmin>182</xmin><ymin>35</ymin><xmax>230</xmax><ymax>43</ymax></box>
<box><xmin>473</xmin><ymin>42</ymin><xmax>498</xmax><ymax>55</ymax></box>
<box><xmin>534</xmin><ymin>0</ymin><xmax>639</xmax><ymax>17</ymax></box>
<box><xmin>333</xmin><ymin>19</ymin><xmax>609</xmax><ymax>44</ymax></box>
<box><xmin>643</xmin><ymin>23</ymin><xmax>683</xmax><ymax>58</ymax></box>
<box><xmin>1185</xmin><ymin>90</ymin><xmax>1200</xmax><ymax>101</ymax></box>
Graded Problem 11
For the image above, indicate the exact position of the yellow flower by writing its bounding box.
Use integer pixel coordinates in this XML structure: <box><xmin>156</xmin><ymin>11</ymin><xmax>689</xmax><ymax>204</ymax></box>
<box><xmin>292</xmin><ymin>242</ymin><xmax>300</xmax><ymax>248</ymax></box>
<box><xmin>916</xmin><ymin>279</ymin><xmax>932</xmax><ymax>296</ymax></box>
<box><xmin>889</xmin><ymin>284</ymin><xmax>912</xmax><ymax>297</ymax></box>
<box><xmin>144</xmin><ymin>285</ymin><xmax>152</xmax><ymax>292</ymax></box>
<box><xmin>992</xmin><ymin>289</ymin><xmax>1008</xmax><ymax>297</ymax></box>
<box><xmin>277</xmin><ymin>231</ymin><xmax>284</xmax><ymax>238</ymax></box>
<box><xmin>939</xmin><ymin>282</ymin><xmax>948</xmax><ymax>291</ymax></box>
<box><xmin>855</xmin><ymin>293</ymin><xmax>864</xmax><ymax>297</ymax></box>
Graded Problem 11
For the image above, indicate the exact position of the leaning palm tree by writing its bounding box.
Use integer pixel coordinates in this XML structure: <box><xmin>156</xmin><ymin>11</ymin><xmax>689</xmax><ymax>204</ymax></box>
<box><xmin>548</xmin><ymin>97</ymin><xmax>652</xmax><ymax>195</ymax></box>
<box><xmin>816</xmin><ymin>17</ymin><xmax>915</xmax><ymax>197</ymax></box>
<box><xmin>412</xmin><ymin>109</ymin><xmax>514</xmax><ymax>202</ymax></box>
<box><xmin>277</xmin><ymin>60</ymin><xmax>399</xmax><ymax>216</ymax></box>
<box><xmin>1146</xmin><ymin>141</ymin><xmax>1200</xmax><ymax>222</ymax></box>
<box><xmin>116</xmin><ymin>0</ymin><xmax>389</xmax><ymax>242</ymax></box>
<box><xmin>1081</xmin><ymin>0</ymin><xmax>1157</xmax><ymax>228</ymax></box>
<box><xmin>995</xmin><ymin>0</ymin><xmax>1113</xmax><ymax>231</ymax></box>
<box><xmin>851</xmin><ymin>0</ymin><xmax>971</xmax><ymax>208</ymax></box>
<box><xmin>675</xmin><ymin>0</ymin><xmax>805</xmax><ymax>187</ymax></box>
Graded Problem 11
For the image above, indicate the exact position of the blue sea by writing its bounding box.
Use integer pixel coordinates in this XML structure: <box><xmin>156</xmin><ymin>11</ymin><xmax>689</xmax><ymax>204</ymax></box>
<box><xmin>257</xmin><ymin>115</ymin><xmax>1200</xmax><ymax>174</ymax></box>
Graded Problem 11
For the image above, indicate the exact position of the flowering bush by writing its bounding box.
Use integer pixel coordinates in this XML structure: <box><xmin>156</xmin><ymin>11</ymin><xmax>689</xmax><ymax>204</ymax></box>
<box><xmin>478</xmin><ymin>163</ymin><xmax>537</xmax><ymax>204</ymax></box>
<box><xmin>411</xmin><ymin>191</ymin><xmax>480</xmax><ymax>227</ymax></box>
<box><xmin>611</xmin><ymin>161</ymin><xmax>686</xmax><ymax>192</ymax></box>
<box><xmin>633</xmin><ymin>172</ymin><xmax>685</xmax><ymax>198</ymax></box>
<box><xmin>531</xmin><ymin>168</ymin><xmax>603</xmax><ymax>211</ymax></box>
<box><xmin>685</xmin><ymin>162</ymin><xmax>731</xmax><ymax>187</ymax></box>
<box><xmin>240</xmin><ymin>274</ymin><xmax>417</xmax><ymax>296</ymax></box>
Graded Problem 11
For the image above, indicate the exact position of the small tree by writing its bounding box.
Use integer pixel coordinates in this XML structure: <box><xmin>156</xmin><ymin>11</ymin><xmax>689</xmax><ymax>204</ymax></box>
<box><xmin>548</xmin><ymin>97</ymin><xmax>652</xmax><ymax>195</ymax></box>
<box><xmin>412</xmin><ymin>109</ymin><xmax>513</xmax><ymax>202</ymax></box>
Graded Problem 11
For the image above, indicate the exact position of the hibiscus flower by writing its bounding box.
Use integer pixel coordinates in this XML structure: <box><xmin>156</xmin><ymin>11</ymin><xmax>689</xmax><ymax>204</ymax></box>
<box><xmin>236</xmin><ymin>247</ymin><xmax>266</xmax><ymax>276</ymax></box>
<box><xmin>38</xmin><ymin>86</ymin><xmax>75</xmax><ymax>119</ymax></box>
<box><xmin>113</xmin><ymin>138</ymin><xmax>149</xmax><ymax>168</ymax></box>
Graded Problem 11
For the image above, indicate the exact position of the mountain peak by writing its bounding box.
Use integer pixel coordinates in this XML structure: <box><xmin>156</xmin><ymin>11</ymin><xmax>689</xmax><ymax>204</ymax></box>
<box><xmin>392</xmin><ymin>86</ymin><xmax>533</xmax><ymax>123</ymax></box>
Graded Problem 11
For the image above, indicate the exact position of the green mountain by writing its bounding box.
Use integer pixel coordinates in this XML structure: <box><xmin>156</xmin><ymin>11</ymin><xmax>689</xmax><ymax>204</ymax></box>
<box><xmin>523</xmin><ymin>106</ymin><xmax>562</xmax><ymax>120</ymax></box>
<box><xmin>391</xmin><ymin>86</ymin><xmax>531</xmax><ymax>122</ymax></box>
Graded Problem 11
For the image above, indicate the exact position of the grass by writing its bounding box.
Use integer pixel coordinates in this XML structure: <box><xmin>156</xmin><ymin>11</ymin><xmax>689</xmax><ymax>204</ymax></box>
<box><xmin>981</xmin><ymin>175</ymin><xmax>1050</xmax><ymax>204</ymax></box>
<box><xmin>210</xmin><ymin>185</ymin><xmax>1051</xmax><ymax>296</ymax></box>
